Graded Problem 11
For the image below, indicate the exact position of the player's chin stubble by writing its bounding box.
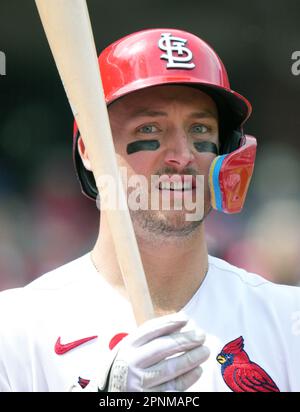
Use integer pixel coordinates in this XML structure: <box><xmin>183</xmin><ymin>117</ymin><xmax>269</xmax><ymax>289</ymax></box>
<box><xmin>130</xmin><ymin>207</ymin><xmax>211</xmax><ymax>241</ymax></box>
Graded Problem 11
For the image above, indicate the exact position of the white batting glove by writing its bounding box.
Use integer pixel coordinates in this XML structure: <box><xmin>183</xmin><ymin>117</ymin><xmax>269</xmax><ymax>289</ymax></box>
<box><xmin>106</xmin><ymin>313</ymin><xmax>209</xmax><ymax>392</ymax></box>
<box><xmin>70</xmin><ymin>313</ymin><xmax>209</xmax><ymax>392</ymax></box>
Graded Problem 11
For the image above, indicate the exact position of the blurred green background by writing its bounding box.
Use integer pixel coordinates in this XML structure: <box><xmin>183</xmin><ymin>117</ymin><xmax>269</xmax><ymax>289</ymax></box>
<box><xmin>0</xmin><ymin>0</ymin><xmax>300</xmax><ymax>290</ymax></box>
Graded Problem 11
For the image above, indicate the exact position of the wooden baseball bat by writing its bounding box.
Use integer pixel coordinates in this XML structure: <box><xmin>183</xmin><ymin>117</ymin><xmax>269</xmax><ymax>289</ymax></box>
<box><xmin>35</xmin><ymin>0</ymin><xmax>154</xmax><ymax>325</ymax></box>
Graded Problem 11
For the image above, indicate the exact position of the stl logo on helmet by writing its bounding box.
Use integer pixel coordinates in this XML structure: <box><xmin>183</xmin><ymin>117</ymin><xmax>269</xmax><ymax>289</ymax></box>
<box><xmin>158</xmin><ymin>33</ymin><xmax>195</xmax><ymax>69</ymax></box>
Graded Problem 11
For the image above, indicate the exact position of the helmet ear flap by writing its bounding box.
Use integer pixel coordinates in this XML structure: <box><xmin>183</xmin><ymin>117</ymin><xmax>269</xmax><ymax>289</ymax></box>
<box><xmin>209</xmin><ymin>135</ymin><xmax>257</xmax><ymax>214</ymax></box>
<box><xmin>73</xmin><ymin>131</ymin><xmax>98</xmax><ymax>200</ymax></box>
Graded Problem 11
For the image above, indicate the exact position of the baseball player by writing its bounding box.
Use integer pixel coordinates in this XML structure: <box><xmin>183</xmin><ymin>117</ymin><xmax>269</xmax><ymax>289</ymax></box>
<box><xmin>0</xmin><ymin>28</ymin><xmax>300</xmax><ymax>392</ymax></box>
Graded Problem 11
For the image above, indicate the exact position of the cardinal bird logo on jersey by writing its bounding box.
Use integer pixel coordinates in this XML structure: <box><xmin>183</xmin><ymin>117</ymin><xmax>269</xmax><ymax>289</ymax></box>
<box><xmin>217</xmin><ymin>336</ymin><xmax>280</xmax><ymax>392</ymax></box>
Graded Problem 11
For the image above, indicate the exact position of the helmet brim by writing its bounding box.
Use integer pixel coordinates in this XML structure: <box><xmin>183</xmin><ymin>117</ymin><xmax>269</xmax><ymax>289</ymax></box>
<box><xmin>105</xmin><ymin>78</ymin><xmax>252</xmax><ymax>128</ymax></box>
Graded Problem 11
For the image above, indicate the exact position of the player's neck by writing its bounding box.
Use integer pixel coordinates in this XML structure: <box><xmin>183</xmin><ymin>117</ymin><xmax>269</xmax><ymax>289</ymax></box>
<box><xmin>92</xmin><ymin>214</ymin><xmax>208</xmax><ymax>315</ymax></box>
<box><xmin>138</xmin><ymin>228</ymin><xmax>208</xmax><ymax>315</ymax></box>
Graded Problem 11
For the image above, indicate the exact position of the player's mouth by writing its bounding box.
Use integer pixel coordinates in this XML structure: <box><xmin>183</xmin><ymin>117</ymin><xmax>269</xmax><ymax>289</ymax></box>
<box><xmin>157</xmin><ymin>175</ymin><xmax>196</xmax><ymax>192</ymax></box>
<box><xmin>159</xmin><ymin>181</ymin><xmax>193</xmax><ymax>191</ymax></box>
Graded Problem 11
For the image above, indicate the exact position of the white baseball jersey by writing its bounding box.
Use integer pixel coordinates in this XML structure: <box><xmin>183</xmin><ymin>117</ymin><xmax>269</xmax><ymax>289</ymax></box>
<box><xmin>0</xmin><ymin>253</ymin><xmax>299</xmax><ymax>392</ymax></box>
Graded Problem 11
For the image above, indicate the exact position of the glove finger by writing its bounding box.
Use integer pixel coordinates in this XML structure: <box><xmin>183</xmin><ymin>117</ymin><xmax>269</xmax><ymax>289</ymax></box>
<box><xmin>136</xmin><ymin>329</ymin><xmax>206</xmax><ymax>368</ymax></box>
<box><xmin>142</xmin><ymin>345</ymin><xmax>210</xmax><ymax>388</ymax></box>
<box><xmin>148</xmin><ymin>366</ymin><xmax>203</xmax><ymax>392</ymax></box>
<box><xmin>128</xmin><ymin>313</ymin><xmax>189</xmax><ymax>347</ymax></box>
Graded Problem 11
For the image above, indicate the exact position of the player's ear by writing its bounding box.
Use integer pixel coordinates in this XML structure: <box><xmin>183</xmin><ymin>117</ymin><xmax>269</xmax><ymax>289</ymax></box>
<box><xmin>77</xmin><ymin>135</ymin><xmax>93</xmax><ymax>171</ymax></box>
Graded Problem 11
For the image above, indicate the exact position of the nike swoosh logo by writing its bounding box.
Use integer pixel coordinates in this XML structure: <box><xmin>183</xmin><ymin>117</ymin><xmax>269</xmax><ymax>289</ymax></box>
<box><xmin>55</xmin><ymin>335</ymin><xmax>98</xmax><ymax>355</ymax></box>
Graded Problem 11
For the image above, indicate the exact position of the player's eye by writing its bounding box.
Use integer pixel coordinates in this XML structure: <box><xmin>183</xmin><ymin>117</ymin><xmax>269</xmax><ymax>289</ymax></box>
<box><xmin>190</xmin><ymin>124</ymin><xmax>209</xmax><ymax>134</ymax></box>
<box><xmin>138</xmin><ymin>125</ymin><xmax>159</xmax><ymax>134</ymax></box>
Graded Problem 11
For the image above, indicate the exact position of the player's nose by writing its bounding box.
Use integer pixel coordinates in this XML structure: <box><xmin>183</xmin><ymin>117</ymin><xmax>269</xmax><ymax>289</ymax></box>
<box><xmin>163</xmin><ymin>131</ymin><xmax>195</xmax><ymax>171</ymax></box>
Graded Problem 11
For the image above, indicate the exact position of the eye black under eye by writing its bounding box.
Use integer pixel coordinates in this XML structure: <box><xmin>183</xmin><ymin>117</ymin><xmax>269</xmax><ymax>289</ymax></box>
<box><xmin>193</xmin><ymin>141</ymin><xmax>219</xmax><ymax>155</ymax></box>
<box><xmin>127</xmin><ymin>140</ymin><xmax>160</xmax><ymax>154</ymax></box>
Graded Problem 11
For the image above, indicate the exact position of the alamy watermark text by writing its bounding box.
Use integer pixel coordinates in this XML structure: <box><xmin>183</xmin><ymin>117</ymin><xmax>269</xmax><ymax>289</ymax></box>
<box><xmin>0</xmin><ymin>51</ymin><xmax>6</xmax><ymax>75</ymax></box>
<box><xmin>291</xmin><ymin>51</ymin><xmax>300</xmax><ymax>75</ymax></box>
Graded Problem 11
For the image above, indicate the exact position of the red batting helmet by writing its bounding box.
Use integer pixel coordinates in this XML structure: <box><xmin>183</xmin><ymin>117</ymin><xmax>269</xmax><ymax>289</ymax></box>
<box><xmin>73</xmin><ymin>28</ymin><xmax>256</xmax><ymax>212</ymax></box>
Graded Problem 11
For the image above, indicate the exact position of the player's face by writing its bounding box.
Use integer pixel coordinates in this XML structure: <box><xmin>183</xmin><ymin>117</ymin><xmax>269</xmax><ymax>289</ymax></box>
<box><xmin>108</xmin><ymin>85</ymin><xmax>219</xmax><ymax>239</ymax></box>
